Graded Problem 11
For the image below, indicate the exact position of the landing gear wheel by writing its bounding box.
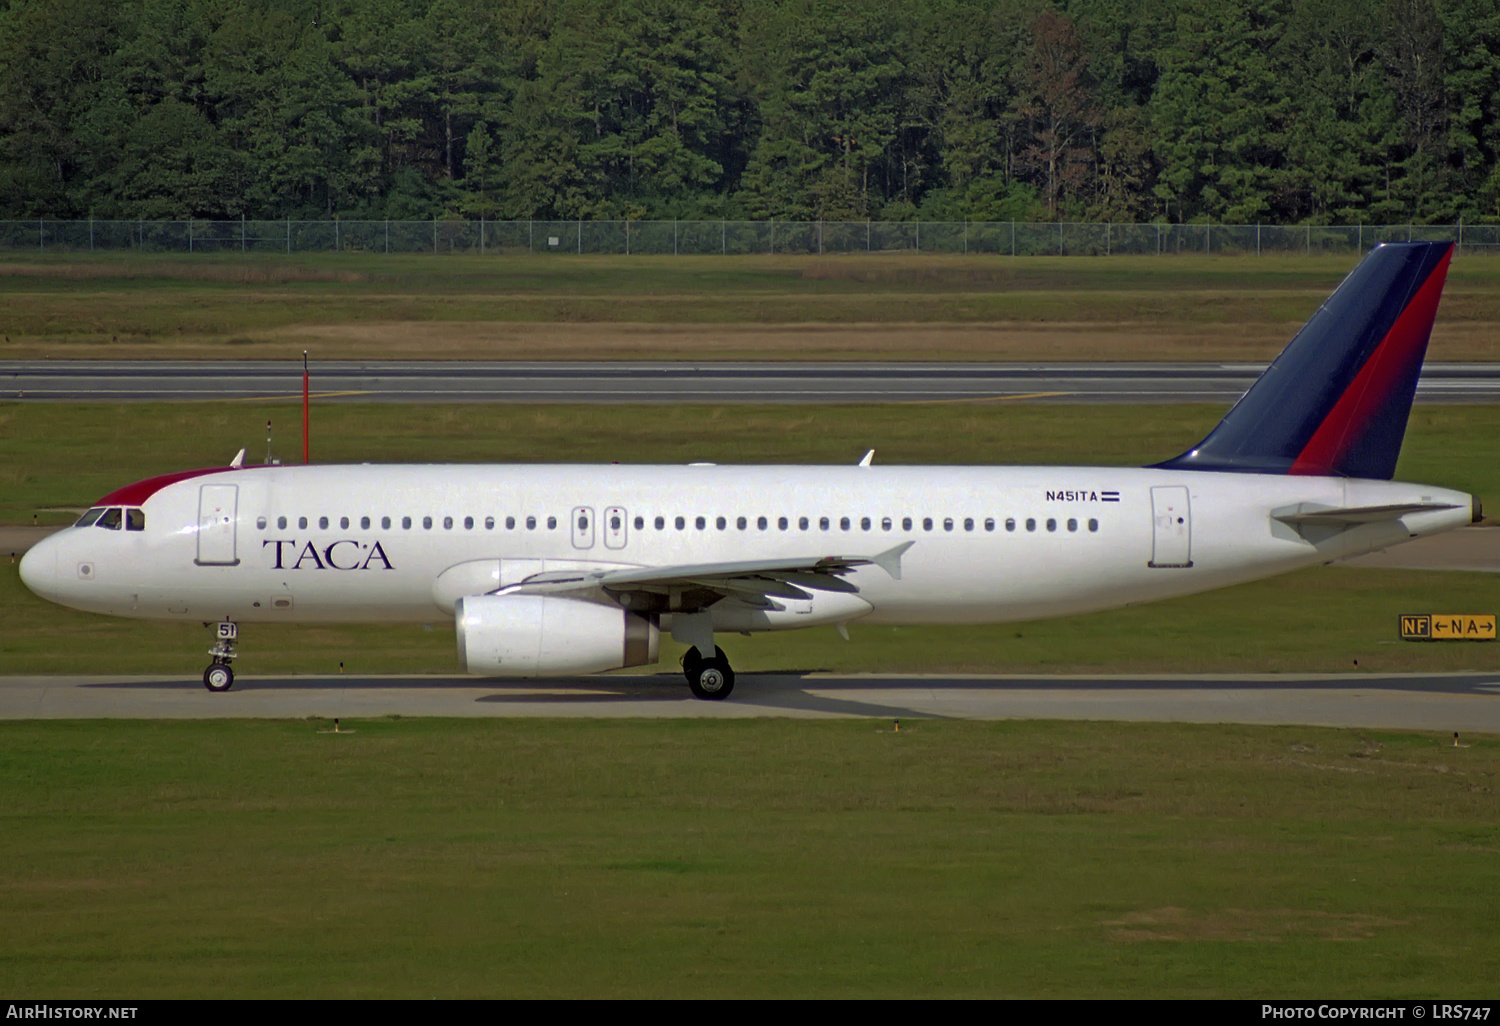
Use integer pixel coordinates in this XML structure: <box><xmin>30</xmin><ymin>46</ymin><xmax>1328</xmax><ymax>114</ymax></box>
<box><xmin>203</xmin><ymin>663</ymin><xmax>234</xmax><ymax>692</ymax></box>
<box><xmin>682</xmin><ymin>646</ymin><xmax>726</xmax><ymax>684</ymax></box>
<box><xmin>688</xmin><ymin>654</ymin><xmax>735</xmax><ymax>701</ymax></box>
<box><xmin>203</xmin><ymin>620</ymin><xmax>238</xmax><ymax>693</ymax></box>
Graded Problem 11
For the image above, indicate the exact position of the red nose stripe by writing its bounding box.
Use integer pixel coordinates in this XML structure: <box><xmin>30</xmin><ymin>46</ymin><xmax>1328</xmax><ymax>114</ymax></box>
<box><xmin>94</xmin><ymin>467</ymin><xmax>236</xmax><ymax>506</ymax></box>
<box><xmin>1289</xmin><ymin>247</ymin><xmax>1451</xmax><ymax>476</ymax></box>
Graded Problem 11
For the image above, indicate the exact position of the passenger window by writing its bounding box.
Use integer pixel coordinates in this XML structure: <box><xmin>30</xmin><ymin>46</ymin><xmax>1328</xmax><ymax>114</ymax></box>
<box><xmin>757</xmin><ymin>516</ymin><xmax>768</xmax><ymax>530</ymax></box>
<box><xmin>441</xmin><ymin>516</ymin><xmax>451</xmax><ymax>530</ymax></box>
<box><xmin>464</xmin><ymin>516</ymin><xmax>474</xmax><ymax>530</ymax></box>
<box><xmin>1088</xmin><ymin>518</ymin><xmax>1099</xmax><ymax>533</ymax></box>
<box><xmin>526</xmin><ymin>516</ymin><xmax>536</xmax><ymax>530</ymax></box>
<box><xmin>778</xmin><ymin>517</ymin><xmax>788</xmax><ymax>530</ymax></box>
<box><xmin>256</xmin><ymin>516</ymin><xmax>267</xmax><ymax>530</ymax></box>
<box><xmin>402</xmin><ymin>516</ymin><xmax>412</xmax><ymax>529</ymax></box>
<box><xmin>819</xmin><ymin>516</ymin><xmax>830</xmax><ymax>531</ymax></box>
<box><xmin>279</xmin><ymin>516</ymin><xmax>288</xmax><ymax>530</ymax></box>
<box><xmin>382</xmin><ymin>516</ymin><xmax>392</xmax><ymax>529</ymax></box>
<box><xmin>1046</xmin><ymin>518</ymin><xmax>1057</xmax><ymax>532</ymax></box>
<box><xmin>799</xmin><ymin>517</ymin><xmax>809</xmax><ymax>530</ymax></box>
<box><xmin>737</xmin><ymin>516</ymin><xmax>747</xmax><ymax>530</ymax></box>
<box><xmin>300</xmin><ymin>517</ymin><xmax>309</xmax><ymax>529</ymax></box>
<box><xmin>319</xmin><ymin>516</ymin><xmax>330</xmax><ymax>530</ymax></box>
<box><xmin>675</xmin><ymin>516</ymin><xmax>685</xmax><ymax>530</ymax></box>
<box><xmin>984</xmin><ymin>518</ymin><xmax>994</xmax><ymax>532</ymax></box>
<box><xmin>902</xmin><ymin>517</ymin><xmax>912</xmax><ymax>531</ymax></box>
<box><xmin>506</xmin><ymin>516</ymin><xmax>515</xmax><ymax>530</ymax></box>
<box><xmin>126</xmin><ymin>509</ymin><xmax>145</xmax><ymax>532</ymax></box>
<box><xmin>656</xmin><ymin>516</ymin><xmax>665</xmax><ymax>530</ymax></box>
<box><xmin>716</xmin><ymin>516</ymin><xmax>727</xmax><ymax>530</ymax></box>
<box><xmin>1067</xmin><ymin>518</ymin><xmax>1078</xmax><ymax>532</ymax></box>
<box><xmin>97</xmin><ymin>508</ymin><xmax>123</xmax><ymax>530</ymax></box>
<box><xmin>74</xmin><ymin>508</ymin><xmax>105</xmax><ymax>528</ymax></box>
<box><xmin>690</xmin><ymin>516</ymin><xmax>702</xmax><ymax>529</ymax></box>
<box><xmin>1006</xmin><ymin>518</ymin><xmax>1016</xmax><ymax>532</ymax></box>
<box><xmin>922</xmin><ymin>517</ymin><xmax>933</xmax><ymax>531</ymax></box>
<box><xmin>547</xmin><ymin>516</ymin><xmax>557</xmax><ymax>530</ymax></box>
<box><xmin>361</xmin><ymin>516</ymin><xmax>371</xmax><ymax>530</ymax></box>
<box><xmin>963</xmin><ymin>518</ymin><xmax>973</xmax><ymax>532</ymax></box>
<box><xmin>944</xmin><ymin>518</ymin><xmax>954</xmax><ymax>532</ymax></box>
<box><xmin>840</xmin><ymin>517</ymin><xmax>850</xmax><ymax>531</ymax></box>
<box><xmin>635</xmin><ymin>516</ymin><xmax>644</xmax><ymax>530</ymax></box>
<box><xmin>881</xmin><ymin>517</ymin><xmax>892</xmax><ymax>531</ymax></box>
<box><xmin>1026</xmin><ymin>518</ymin><xmax>1036</xmax><ymax>532</ymax></box>
<box><xmin>577</xmin><ymin>514</ymin><xmax>588</xmax><ymax>531</ymax></box>
<box><xmin>340</xmin><ymin>516</ymin><xmax>350</xmax><ymax>529</ymax></box>
<box><xmin>484</xmin><ymin>516</ymin><xmax>494</xmax><ymax>530</ymax></box>
<box><xmin>423</xmin><ymin>516</ymin><xmax>433</xmax><ymax>529</ymax></box>
<box><xmin>610</xmin><ymin>513</ymin><xmax>621</xmax><ymax>530</ymax></box>
<box><xmin>860</xmin><ymin>517</ymin><xmax>871</xmax><ymax>531</ymax></box>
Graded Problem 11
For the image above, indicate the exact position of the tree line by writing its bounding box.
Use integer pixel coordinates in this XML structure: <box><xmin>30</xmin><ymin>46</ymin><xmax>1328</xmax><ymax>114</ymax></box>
<box><xmin>1</xmin><ymin>0</ymin><xmax>1495</xmax><ymax>225</ymax></box>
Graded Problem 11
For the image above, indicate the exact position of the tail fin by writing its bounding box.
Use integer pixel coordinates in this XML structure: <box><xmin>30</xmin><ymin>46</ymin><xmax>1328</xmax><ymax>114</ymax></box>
<box><xmin>1155</xmin><ymin>242</ymin><xmax>1453</xmax><ymax>480</ymax></box>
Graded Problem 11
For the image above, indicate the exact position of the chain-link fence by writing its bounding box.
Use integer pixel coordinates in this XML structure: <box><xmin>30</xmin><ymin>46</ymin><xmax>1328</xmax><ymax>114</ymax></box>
<box><xmin>1</xmin><ymin>218</ymin><xmax>1494</xmax><ymax>256</ymax></box>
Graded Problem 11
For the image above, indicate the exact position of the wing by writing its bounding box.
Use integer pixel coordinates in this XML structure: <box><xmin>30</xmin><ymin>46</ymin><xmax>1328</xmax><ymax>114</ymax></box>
<box><xmin>498</xmin><ymin>541</ymin><xmax>914</xmax><ymax>612</ymax></box>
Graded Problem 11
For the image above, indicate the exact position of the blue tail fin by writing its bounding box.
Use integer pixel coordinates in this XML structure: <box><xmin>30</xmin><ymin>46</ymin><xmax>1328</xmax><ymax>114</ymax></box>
<box><xmin>1155</xmin><ymin>242</ymin><xmax>1452</xmax><ymax>480</ymax></box>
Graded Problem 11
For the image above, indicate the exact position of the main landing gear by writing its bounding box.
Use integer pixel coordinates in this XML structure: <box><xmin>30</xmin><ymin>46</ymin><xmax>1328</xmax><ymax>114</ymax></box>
<box><xmin>203</xmin><ymin>620</ymin><xmax>237</xmax><ymax>692</ymax></box>
<box><xmin>682</xmin><ymin>645</ymin><xmax>735</xmax><ymax>701</ymax></box>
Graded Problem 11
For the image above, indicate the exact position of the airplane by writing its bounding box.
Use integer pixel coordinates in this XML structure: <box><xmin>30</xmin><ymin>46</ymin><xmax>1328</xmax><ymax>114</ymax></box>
<box><xmin>18</xmin><ymin>242</ymin><xmax>1480</xmax><ymax>700</ymax></box>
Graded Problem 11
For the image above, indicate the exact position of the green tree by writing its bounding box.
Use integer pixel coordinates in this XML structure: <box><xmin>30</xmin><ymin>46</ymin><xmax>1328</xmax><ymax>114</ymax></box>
<box><xmin>1149</xmin><ymin>0</ymin><xmax>1292</xmax><ymax>222</ymax></box>
<box><xmin>0</xmin><ymin>0</ymin><xmax>121</xmax><ymax>215</ymax></box>
<box><xmin>736</xmin><ymin>0</ymin><xmax>905</xmax><ymax>219</ymax></box>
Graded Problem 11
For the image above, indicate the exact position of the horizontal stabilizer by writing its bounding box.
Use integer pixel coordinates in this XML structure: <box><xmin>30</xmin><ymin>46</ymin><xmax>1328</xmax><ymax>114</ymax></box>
<box><xmin>1272</xmin><ymin>501</ymin><xmax>1459</xmax><ymax>526</ymax></box>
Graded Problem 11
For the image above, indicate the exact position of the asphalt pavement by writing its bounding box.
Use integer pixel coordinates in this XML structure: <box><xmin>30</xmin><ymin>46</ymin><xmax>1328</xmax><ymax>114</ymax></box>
<box><xmin>5</xmin><ymin>360</ymin><xmax>1500</xmax><ymax>403</ymax></box>
<box><xmin>1</xmin><ymin>671</ymin><xmax>1497</xmax><ymax>729</ymax></box>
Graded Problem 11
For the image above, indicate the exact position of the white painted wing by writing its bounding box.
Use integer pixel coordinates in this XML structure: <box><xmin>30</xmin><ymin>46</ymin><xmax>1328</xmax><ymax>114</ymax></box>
<box><xmin>503</xmin><ymin>541</ymin><xmax>915</xmax><ymax>602</ymax></box>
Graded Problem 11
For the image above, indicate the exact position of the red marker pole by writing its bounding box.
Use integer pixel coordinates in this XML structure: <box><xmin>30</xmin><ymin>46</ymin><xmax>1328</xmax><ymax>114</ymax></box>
<box><xmin>302</xmin><ymin>351</ymin><xmax>310</xmax><ymax>464</ymax></box>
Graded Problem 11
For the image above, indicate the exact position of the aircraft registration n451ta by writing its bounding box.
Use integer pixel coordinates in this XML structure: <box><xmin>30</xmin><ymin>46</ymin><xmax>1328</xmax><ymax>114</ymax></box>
<box><xmin>20</xmin><ymin>243</ymin><xmax>1480</xmax><ymax>699</ymax></box>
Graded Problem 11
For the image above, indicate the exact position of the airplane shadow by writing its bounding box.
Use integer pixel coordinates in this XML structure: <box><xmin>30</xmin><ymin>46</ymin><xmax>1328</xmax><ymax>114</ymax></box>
<box><xmin>75</xmin><ymin>671</ymin><xmax>1500</xmax><ymax>720</ymax></box>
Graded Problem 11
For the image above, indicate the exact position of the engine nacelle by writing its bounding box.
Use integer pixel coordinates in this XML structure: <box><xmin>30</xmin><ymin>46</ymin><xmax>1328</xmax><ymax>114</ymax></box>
<box><xmin>455</xmin><ymin>594</ymin><xmax>658</xmax><ymax>676</ymax></box>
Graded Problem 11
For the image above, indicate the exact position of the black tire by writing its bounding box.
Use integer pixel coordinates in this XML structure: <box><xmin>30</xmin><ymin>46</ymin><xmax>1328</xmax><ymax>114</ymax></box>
<box><xmin>203</xmin><ymin>663</ymin><xmax>234</xmax><ymax>692</ymax></box>
<box><xmin>688</xmin><ymin>657</ymin><xmax>735</xmax><ymax>700</ymax></box>
<box><xmin>680</xmin><ymin>645</ymin><xmax>726</xmax><ymax>684</ymax></box>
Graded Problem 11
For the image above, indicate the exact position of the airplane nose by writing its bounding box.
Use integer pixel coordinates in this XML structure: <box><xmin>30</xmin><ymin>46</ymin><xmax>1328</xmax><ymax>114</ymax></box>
<box><xmin>18</xmin><ymin>535</ymin><xmax>58</xmax><ymax>599</ymax></box>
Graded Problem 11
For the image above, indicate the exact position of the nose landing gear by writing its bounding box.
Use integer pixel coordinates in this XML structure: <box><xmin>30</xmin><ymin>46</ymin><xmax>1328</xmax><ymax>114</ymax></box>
<box><xmin>203</xmin><ymin>620</ymin><xmax>237</xmax><ymax>692</ymax></box>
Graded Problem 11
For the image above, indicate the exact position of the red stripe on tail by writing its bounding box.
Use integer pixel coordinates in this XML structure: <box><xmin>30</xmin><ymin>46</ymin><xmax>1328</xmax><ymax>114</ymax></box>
<box><xmin>1289</xmin><ymin>247</ymin><xmax>1451</xmax><ymax>476</ymax></box>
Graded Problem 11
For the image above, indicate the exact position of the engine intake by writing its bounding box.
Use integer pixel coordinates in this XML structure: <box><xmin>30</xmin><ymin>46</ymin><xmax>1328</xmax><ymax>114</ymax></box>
<box><xmin>455</xmin><ymin>594</ymin><xmax>658</xmax><ymax>676</ymax></box>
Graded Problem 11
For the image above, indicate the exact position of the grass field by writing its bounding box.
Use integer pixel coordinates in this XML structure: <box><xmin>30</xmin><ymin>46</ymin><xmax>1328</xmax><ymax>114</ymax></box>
<box><xmin>2</xmin><ymin>718</ymin><xmax>1496</xmax><ymax>997</ymax></box>
<box><xmin>3</xmin><ymin>402</ymin><xmax>1497</xmax><ymax>677</ymax></box>
<box><xmin>2</xmin><ymin>251</ymin><xmax>1499</xmax><ymax>361</ymax></box>
<box><xmin>4</xmin><ymin>257</ymin><xmax>1497</xmax><ymax>1000</ymax></box>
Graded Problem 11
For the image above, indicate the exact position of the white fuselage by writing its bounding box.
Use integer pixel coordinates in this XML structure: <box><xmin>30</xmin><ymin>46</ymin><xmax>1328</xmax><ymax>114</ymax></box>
<box><xmin>20</xmin><ymin>463</ymin><xmax>1474</xmax><ymax>635</ymax></box>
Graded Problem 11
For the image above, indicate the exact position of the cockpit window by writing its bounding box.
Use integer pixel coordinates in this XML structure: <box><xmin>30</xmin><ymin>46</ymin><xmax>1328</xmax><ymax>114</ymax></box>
<box><xmin>97</xmin><ymin>507</ymin><xmax>123</xmax><ymax>530</ymax></box>
<box><xmin>125</xmin><ymin>508</ymin><xmax>145</xmax><ymax>531</ymax></box>
<box><xmin>74</xmin><ymin>507</ymin><xmax>106</xmax><ymax>528</ymax></box>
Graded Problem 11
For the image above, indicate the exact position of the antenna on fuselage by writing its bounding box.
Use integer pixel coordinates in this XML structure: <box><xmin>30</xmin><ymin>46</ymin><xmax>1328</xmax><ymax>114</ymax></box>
<box><xmin>302</xmin><ymin>351</ymin><xmax>310</xmax><ymax>464</ymax></box>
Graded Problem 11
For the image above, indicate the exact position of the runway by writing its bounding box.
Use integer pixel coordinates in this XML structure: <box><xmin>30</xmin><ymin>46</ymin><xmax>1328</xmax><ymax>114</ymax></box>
<box><xmin>5</xmin><ymin>360</ymin><xmax>1500</xmax><ymax>403</ymax></box>
<box><xmin>3</xmin><ymin>671</ymin><xmax>1498</xmax><ymax>731</ymax></box>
